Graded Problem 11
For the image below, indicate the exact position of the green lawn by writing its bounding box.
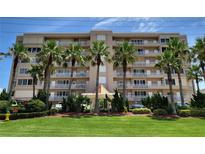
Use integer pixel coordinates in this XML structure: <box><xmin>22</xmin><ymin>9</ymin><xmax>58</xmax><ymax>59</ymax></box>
<box><xmin>0</xmin><ymin>115</ymin><xmax>205</xmax><ymax>137</ymax></box>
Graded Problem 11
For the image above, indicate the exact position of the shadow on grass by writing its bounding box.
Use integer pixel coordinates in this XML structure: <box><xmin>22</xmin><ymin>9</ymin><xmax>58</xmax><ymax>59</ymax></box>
<box><xmin>150</xmin><ymin>115</ymin><xmax>179</xmax><ymax>121</ymax></box>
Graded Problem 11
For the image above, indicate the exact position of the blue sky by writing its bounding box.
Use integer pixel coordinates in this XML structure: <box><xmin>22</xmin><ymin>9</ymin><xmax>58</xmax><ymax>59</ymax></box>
<box><xmin>0</xmin><ymin>17</ymin><xmax>205</xmax><ymax>91</ymax></box>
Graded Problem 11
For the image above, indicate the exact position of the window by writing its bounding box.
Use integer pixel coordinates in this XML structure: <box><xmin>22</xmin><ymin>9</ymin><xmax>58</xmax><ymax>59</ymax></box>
<box><xmin>99</xmin><ymin>77</ymin><xmax>106</xmax><ymax>84</ymax></box>
<box><xmin>99</xmin><ymin>65</ymin><xmax>106</xmax><ymax>72</ymax></box>
<box><xmin>97</xmin><ymin>35</ymin><xmax>106</xmax><ymax>41</ymax></box>
<box><xmin>165</xmin><ymin>79</ymin><xmax>175</xmax><ymax>85</ymax></box>
<box><xmin>28</xmin><ymin>79</ymin><xmax>33</xmax><ymax>85</ymax></box>
<box><xmin>134</xmin><ymin>69</ymin><xmax>145</xmax><ymax>74</ymax></box>
<box><xmin>19</xmin><ymin>68</ymin><xmax>28</xmax><ymax>74</ymax></box>
<box><xmin>134</xmin><ymin>80</ymin><xmax>145</xmax><ymax>85</ymax></box>
<box><xmin>134</xmin><ymin>91</ymin><xmax>146</xmax><ymax>96</ymax></box>
<box><xmin>162</xmin><ymin>47</ymin><xmax>167</xmax><ymax>52</ymax></box>
<box><xmin>137</xmin><ymin>49</ymin><xmax>144</xmax><ymax>55</ymax></box>
<box><xmin>160</xmin><ymin>38</ymin><xmax>169</xmax><ymax>44</ymax></box>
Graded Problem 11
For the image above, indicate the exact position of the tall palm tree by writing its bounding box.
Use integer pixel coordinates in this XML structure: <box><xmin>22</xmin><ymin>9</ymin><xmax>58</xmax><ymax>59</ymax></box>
<box><xmin>186</xmin><ymin>65</ymin><xmax>203</xmax><ymax>92</ymax></box>
<box><xmin>167</xmin><ymin>37</ymin><xmax>189</xmax><ymax>106</ymax></box>
<box><xmin>193</xmin><ymin>37</ymin><xmax>205</xmax><ymax>80</ymax></box>
<box><xmin>37</xmin><ymin>40</ymin><xmax>62</xmax><ymax>109</ymax></box>
<box><xmin>27</xmin><ymin>65</ymin><xmax>43</xmax><ymax>98</ymax></box>
<box><xmin>155</xmin><ymin>50</ymin><xmax>177</xmax><ymax>114</ymax></box>
<box><xmin>88</xmin><ymin>41</ymin><xmax>110</xmax><ymax>113</ymax></box>
<box><xmin>112</xmin><ymin>41</ymin><xmax>137</xmax><ymax>105</ymax></box>
<box><xmin>62</xmin><ymin>44</ymin><xmax>85</xmax><ymax>96</ymax></box>
<box><xmin>9</xmin><ymin>43</ymin><xmax>29</xmax><ymax>96</ymax></box>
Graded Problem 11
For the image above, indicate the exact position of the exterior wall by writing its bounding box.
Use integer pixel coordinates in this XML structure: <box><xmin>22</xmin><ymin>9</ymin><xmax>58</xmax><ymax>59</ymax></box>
<box><xmin>9</xmin><ymin>30</ymin><xmax>193</xmax><ymax>103</ymax></box>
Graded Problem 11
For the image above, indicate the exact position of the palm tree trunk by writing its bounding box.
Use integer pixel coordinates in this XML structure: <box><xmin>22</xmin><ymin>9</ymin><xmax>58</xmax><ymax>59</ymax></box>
<box><xmin>9</xmin><ymin>56</ymin><xmax>18</xmax><ymax>97</ymax></box>
<box><xmin>122</xmin><ymin>64</ymin><xmax>127</xmax><ymax>106</ymax></box>
<box><xmin>43</xmin><ymin>69</ymin><xmax>48</xmax><ymax>91</ymax></box>
<box><xmin>177</xmin><ymin>71</ymin><xmax>185</xmax><ymax>106</ymax></box>
<box><xmin>45</xmin><ymin>71</ymin><xmax>51</xmax><ymax>110</ymax></box>
<box><xmin>68</xmin><ymin>60</ymin><xmax>75</xmax><ymax>96</ymax></box>
<box><xmin>32</xmin><ymin>78</ymin><xmax>36</xmax><ymax>98</ymax></box>
<box><xmin>196</xmin><ymin>75</ymin><xmax>200</xmax><ymax>92</ymax></box>
<box><xmin>167</xmin><ymin>71</ymin><xmax>176</xmax><ymax>114</ymax></box>
<box><xmin>94</xmin><ymin>64</ymin><xmax>100</xmax><ymax>113</ymax></box>
<box><xmin>192</xmin><ymin>80</ymin><xmax>196</xmax><ymax>94</ymax></box>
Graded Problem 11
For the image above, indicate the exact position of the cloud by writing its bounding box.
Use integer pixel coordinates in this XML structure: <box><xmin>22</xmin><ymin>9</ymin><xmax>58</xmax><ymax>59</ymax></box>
<box><xmin>91</xmin><ymin>17</ymin><xmax>163</xmax><ymax>32</ymax></box>
<box><xmin>0</xmin><ymin>88</ymin><xmax>2</xmax><ymax>93</ymax></box>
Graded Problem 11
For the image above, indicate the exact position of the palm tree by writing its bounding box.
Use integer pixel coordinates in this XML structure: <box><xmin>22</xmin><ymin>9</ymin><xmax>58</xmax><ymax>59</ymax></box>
<box><xmin>62</xmin><ymin>44</ymin><xmax>85</xmax><ymax>96</ymax></box>
<box><xmin>112</xmin><ymin>41</ymin><xmax>137</xmax><ymax>105</ymax></box>
<box><xmin>37</xmin><ymin>40</ymin><xmax>62</xmax><ymax>109</ymax></box>
<box><xmin>27</xmin><ymin>65</ymin><xmax>43</xmax><ymax>98</ymax></box>
<box><xmin>9</xmin><ymin>43</ymin><xmax>29</xmax><ymax>96</ymax></box>
<box><xmin>193</xmin><ymin>37</ymin><xmax>205</xmax><ymax>80</ymax></box>
<box><xmin>88</xmin><ymin>41</ymin><xmax>110</xmax><ymax>113</ymax></box>
<box><xmin>186</xmin><ymin>65</ymin><xmax>203</xmax><ymax>92</ymax></box>
<box><xmin>167</xmin><ymin>37</ymin><xmax>189</xmax><ymax>106</ymax></box>
<box><xmin>155</xmin><ymin>50</ymin><xmax>177</xmax><ymax>114</ymax></box>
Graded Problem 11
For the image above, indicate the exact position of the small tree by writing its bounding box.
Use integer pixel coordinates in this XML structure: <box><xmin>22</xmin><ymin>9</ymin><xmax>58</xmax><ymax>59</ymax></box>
<box><xmin>111</xmin><ymin>89</ymin><xmax>126</xmax><ymax>112</ymax></box>
<box><xmin>0</xmin><ymin>89</ymin><xmax>10</xmax><ymax>100</ymax></box>
<box><xmin>191</xmin><ymin>91</ymin><xmax>205</xmax><ymax>108</ymax></box>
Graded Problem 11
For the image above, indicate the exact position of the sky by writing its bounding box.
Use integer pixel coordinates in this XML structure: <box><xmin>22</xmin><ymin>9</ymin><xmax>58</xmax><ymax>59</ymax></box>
<box><xmin>0</xmin><ymin>17</ymin><xmax>205</xmax><ymax>91</ymax></box>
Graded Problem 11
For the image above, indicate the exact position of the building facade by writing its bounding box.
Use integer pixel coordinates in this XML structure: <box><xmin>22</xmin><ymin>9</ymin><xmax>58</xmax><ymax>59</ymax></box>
<box><xmin>8</xmin><ymin>30</ymin><xmax>193</xmax><ymax>103</ymax></box>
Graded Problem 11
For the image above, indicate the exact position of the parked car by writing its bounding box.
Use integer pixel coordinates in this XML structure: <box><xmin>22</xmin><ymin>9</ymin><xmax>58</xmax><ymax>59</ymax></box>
<box><xmin>129</xmin><ymin>104</ymin><xmax>145</xmax><ymax>109</ymax></box>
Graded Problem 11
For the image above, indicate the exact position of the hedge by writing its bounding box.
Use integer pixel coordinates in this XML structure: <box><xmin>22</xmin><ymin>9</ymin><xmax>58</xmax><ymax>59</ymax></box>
<box><xmin>177</xmin><ymin>110</ymin><xmax>191</xmax><ymax>117</ymax></box>
<box><xmin>0</xmin><ymin>110</ymin><xmax>57</xmax><ymax>120</ymax></box>
<box><xmin>132</xmin><ymin>108</ymin><xmax>151</xmax><ymax>114</ymax></box>
<box><xmin>178</xmin><ymin>109</ymin><xmax>205</xmax><ymax>117</ymax></box>
<box><xmin>153</xmin><ymin>109</ymin><xmax>168</xmax><ymax>116</ymax></box>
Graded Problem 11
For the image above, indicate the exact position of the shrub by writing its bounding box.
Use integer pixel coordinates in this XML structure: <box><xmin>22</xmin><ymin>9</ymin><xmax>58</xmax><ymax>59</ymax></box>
<box><xmin>0</xmin><ymin>111</ymin><xmax>49</xmax><ymax>120</ymax></box>
<box><xmin>111</xmin><ymin>89</ymin><xmax>126</xmax><ymax>112</ymax></box>
<box><xmin>25</xmin><ymin>99</ymin><xmax>46</xmax><ymax>112</ymax></box>
<box><xmin>177</xmin><ymin>105</ymin><xmax>190</xmax><ymax>110</ymax></box>
<box><xmin>153</xmin><ymin>109</ymin><xmax>168</xmax><ymax>116</ymax></box>
<box><xmin>48</xmin><ymin>109</ymin><xmax>58</xmax><ymax>115</ymax></box>
<box><xmin>37</xmin><ymin>90</ymin><xmax>47</xmax><ymax>103</ymax></box>
<box><xmin>190</xmin><ymin>109</ymin><xmax>205</xmax><ymax>117</ymax></box>
<box><xmin>0</xmin><ymin>100</ymin><xmax>10</xmax><ymax>113</ymax></box>
<box><xmin>178</xmin><ymin>110</ymin><xmax>191</xmax><ymax>117</ymax></box>
<box><xmin>141</xmin><ymin>93</ymin><xmax>168</xmax><ymax>111</ymax></box>
<box><xmin>191</xmin><ymin>91</ymin><xmax>205</xmax><ymax>108</ymax></box>
<box><xmin>132</xmin><ymin>108</ymin><xmax>151</xmax><ymax>114</ymax></box>
<box><xmin>0</xmin><ymin>89</ymin><xmax>10</xmax><ymax>100</ymax></box>
<box><xmin>62</xmin><ymin>95</ymin><xmax>91</xmax><ymax>112</ymax></box>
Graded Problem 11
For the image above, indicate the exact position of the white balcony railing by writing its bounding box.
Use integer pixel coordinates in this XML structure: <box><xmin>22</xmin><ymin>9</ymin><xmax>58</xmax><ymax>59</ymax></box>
<box><xmin>52</xmin><ymin>72</ymin><xmax>87</xmax><ymax>77</ymax></box>
<box><xmin>50</xmin><ymin>84</ymin><xmax>86</xmax><ymax>89</ymax></box>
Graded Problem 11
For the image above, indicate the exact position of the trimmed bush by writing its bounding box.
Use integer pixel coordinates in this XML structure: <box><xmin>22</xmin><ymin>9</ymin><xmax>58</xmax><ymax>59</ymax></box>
<box><xmin>178</xmin><ymin>110</ymin><xmax>191</xmax><ymax>117</ymax></box>
<box><xmin>25</xmin><ymin>99</ymin><xmax>46</xmax><ymax>112</ymax></box>
<box><xmin>0</xmin><ymin>100</ymin><xmax>10</xmax><ymax>113</ymax></box>
<box><xmin>153</xmin><ymin>109</ymin><xmax>168</xmax><ymax>116</ymax></box>
<box><xmin>0</xmin><ymin>111</ymin><xmax>49</xmax><ymax>120</ymax></box>
<box><xmin>190</xmin><ymin>109</ymin><xmax>205</xmax><ymax>117</ymax></box>
<box><xmin>132</xmin><ymin>108</ymin><xmax>151</xmax><ymax>114</ymax></box>
<box><xmin>48</xmin><ymin>109</ymin><xmax>58</xmax><ymax>115</ymax></box>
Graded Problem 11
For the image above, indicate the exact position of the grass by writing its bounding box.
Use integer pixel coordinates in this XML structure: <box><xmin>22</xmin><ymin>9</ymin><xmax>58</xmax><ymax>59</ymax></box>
<box><xmin>0</xmin><ymin>115</ymin><xmax>205</xmax><ymax>137</ymax></box>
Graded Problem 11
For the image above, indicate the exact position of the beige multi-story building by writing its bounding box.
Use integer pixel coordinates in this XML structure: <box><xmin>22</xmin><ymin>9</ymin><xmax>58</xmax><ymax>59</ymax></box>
<box><xmin>8</xmin><ymin>30</ymin><xmax>193</xmax><ymax>104</ymax></box>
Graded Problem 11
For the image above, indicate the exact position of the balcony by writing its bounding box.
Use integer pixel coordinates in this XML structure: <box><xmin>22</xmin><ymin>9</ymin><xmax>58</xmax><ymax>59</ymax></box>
<box><xmin>113</xmin><ymin>40</ymin><xmax>160</xmax><ymax>46</ymax></box>
<box><xmin>50</xmin><ymin>84</ymin><xmax>86</xmax><ymax>89</ymax></box>
<box><xmin>52</xmin><ymin>72</ymin><xmax>88</xmax><ymax>78</ymax></box>
<box><xmin>57</xmin><ymin>40</ymin><xmax>90</xmax><ymax>46</ymax></box>
<box><xmin>114</xmin><ymin>71</ymin><xmax>163</xmax><ymax>78</ymax></box>
<box><xmin>132</xmin><ymin>61</ymin><xmax>156</xmax><ymax>67</ymax></box>
<box><xmin>136</xmin><ymin>50</ymin><xmax>161</xmax><ymax>56</ymax></box>
<box><xmin>126</xmin><ymin>95</ymin><xmax>148</xmax><ymax>102</ymax></box>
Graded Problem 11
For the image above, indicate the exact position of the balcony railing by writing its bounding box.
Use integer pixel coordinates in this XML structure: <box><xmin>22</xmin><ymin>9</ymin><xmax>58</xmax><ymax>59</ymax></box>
<box><xmin>50</xmin><ymin>84</ymin><xmax>86</xmax><ymax>89</ymax></box>
<box><xmin>132</xmin><ymin>62</ymin><xmax>156</xmax><ymax>67</ymax></box>
<box><xmin>114</xmin><ymin>40</ymin><xmax>159</xmax><ymax>46</ymax></box>
<box><xmin>52</xmin><ymin>72</ymin><xmax>88</xmax><ymax>77</ymax></box>
<box><xmin>114</xmin><ymin>72</ymin><xmax>162</xmax><ymax>78</ymax></box>
<box><xmin>126</xmin><ymin>95</ymin><xmax>148</xmax><ymax>101</ymax></box>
